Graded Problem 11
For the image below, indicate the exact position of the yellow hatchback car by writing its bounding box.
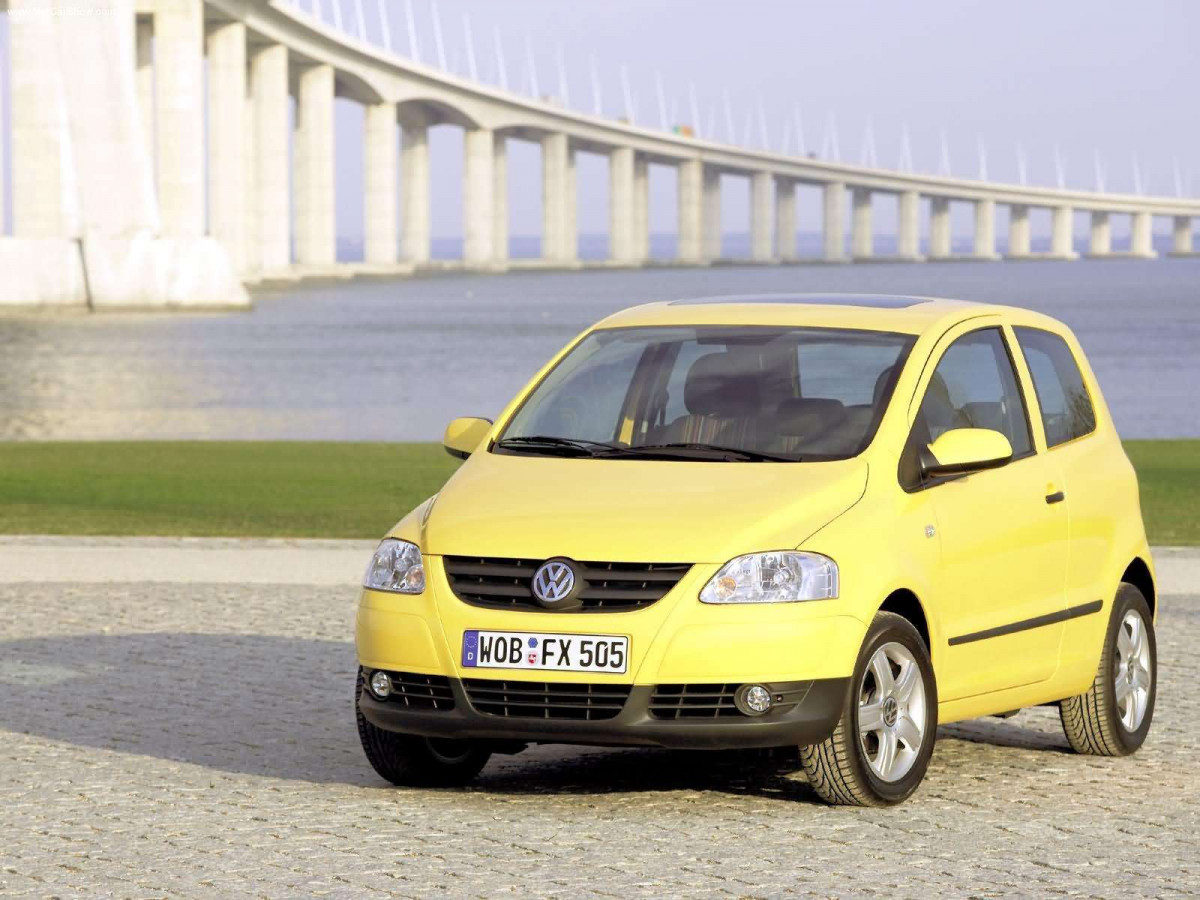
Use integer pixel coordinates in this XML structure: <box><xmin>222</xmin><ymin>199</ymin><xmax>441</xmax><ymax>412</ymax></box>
<box><xmin>355</xmin><ymin>293</ymin><xmax>1157</xmax><ymax>805</ymax></box>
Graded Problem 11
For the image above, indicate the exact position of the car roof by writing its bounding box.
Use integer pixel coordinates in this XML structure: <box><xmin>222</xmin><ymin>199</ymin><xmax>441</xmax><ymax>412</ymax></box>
<box><xmin>592</xmin><ymin>293</ymin><xmax>1064</xmax><ymax>336</ymax></box>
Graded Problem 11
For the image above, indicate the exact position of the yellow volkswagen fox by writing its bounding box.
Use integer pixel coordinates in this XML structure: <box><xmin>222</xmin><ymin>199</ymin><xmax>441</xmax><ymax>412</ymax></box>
<box><xmin>356</xmin><ymin>294</ymin><xmax>1157</xmax><ymax>806</ymax></box>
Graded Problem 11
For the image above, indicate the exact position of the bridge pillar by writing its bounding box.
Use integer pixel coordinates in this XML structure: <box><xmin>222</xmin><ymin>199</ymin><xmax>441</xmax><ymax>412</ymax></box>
<box><xmin>207</xmin><ymin>22</ymin><xmax>247</xmax><ymax>273</ymax></box>
<box><xmin>154</xmin><ymin>0</ymin><xmax>205</xmax><ymax>238</ymax></box>
<box><xmin>851</xmin><ymin>187</ymin><xmax>872</xmax><ymax>259</ymax></box>
<box><xmin>1172</xmin><ymin>216</ymin><xmax>1194</xmax><ymax>255</ymax></box>
<box><xmin>135</xmin><ymin>16</ymin><xmax>155</xmax><ymax>183</ymax></box>
<box><xmin>633</xmin><ymin>155</ymin><xmax>650</xmax><ymax>261</ymax></box>
<box><xmin>775</xmin><ymin>178</ymin><xmax>796</xmax><ymax>261</ymax></box>
<box><xmin>702</xmin><ymin>166</ymin><xmax>722</xmax><ymax>261</ymax></box>
<box><xmin>897</xmin><ymin>191</ymin><xmax>921</xmax><ymax>260</ymax></box>
<box><xmin>973</xmin><ymin>199</ymin><xmax>997</xmax><ymax>259</ymax></box>
<box><xmin>1008</xmin><ymin>204</ymin><xmax>1031</xmax><ymax>258</ymax></box>
<box><xmin>1130</xmin><ymin>211</ymin><xmax>1156</xmax><ymax>258</ymax></box>
<box><xmin>609</xmin><ymin>146</ymin><xmax>636</xmax><ymax>263</ymax></box>
<box><xmin>542</xmin><ymin>133</ymin><xmax>576</xmax><ymax>262</ymax></box>
<box><xmin>566</xmin><ymin>147</ymin><xmax>579</xmax><ymax>261</ymax></box>
<box><xmin>750</xmin><ymin>171</ymin><xmax>773</xmax><ymax>261</ymax></box>
<box><xmin>294</xmin><ymin>64</ymin><xmax>336</xmax><ymax>266</ymax></box>
<box><xmin>463</xmin><ymin>128</ymin><xmax>495</xmax><ymax>265</ymax></box>
<box><xmin>363</xmin><ymin>103</ymin><xmax>398</xmax><ymax>265</ymax></box>
<box><xmin>929</xmin><ymin>197</ymin><xmax>951</xmax><ymax>258</ymax></box>
<box><xmin>493</xmin><ymin>137</ymin><xmax>509</xmax><ymax>263</ymax></box>
<box><xmin>822</xmin><ymin>182</ymin><xmax>846</xmax><ymax>262</ymax></box>
<box><xmin>677</xmin><ymin>158</ymin><xmax>703</xmax><ymax>263</ymax></box>
<box><xmin>250</xmin><ymin>45</ymin><xmax>290</xmax><ymax>275</ymax></box>
<box><xmin>1051</xmin><ymin>207</ymin><xmax>1077</xmax><ymax>259</ymax></box>
<box><xmin>1089</xmin><ymin>212</ymin><xmax>1111</xmax><ymax>256</ymax></box>
<box><xmin>401</xmin><ymin>118</ymin><xmax>431</xmax><ymax>263</ymax></box>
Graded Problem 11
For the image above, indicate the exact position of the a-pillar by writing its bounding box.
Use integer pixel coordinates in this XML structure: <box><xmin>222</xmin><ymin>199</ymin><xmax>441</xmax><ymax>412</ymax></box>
<box><xmin>851</xmin><ymin>187</ymin><xmax>872</xmax><ymax>260</ymax></box>
<box><xmin>701</xmin><ymin>166</ymin><xmax>721</xmax><ymax>261</ymax></box>
<box><xmin>542</xmin><ymin>133</ymin><xmax>575</xmax><ymax>262</ymax></box>
<box><xmin>463</xmin><ymin>127</ymin><xmax>494</xmax><ymax>265</ymax></box>
<box><xmin>929</xmin><ymin>197</ymin><xmax>951</xmax><ymax>259</ymax></box>
<box><xmin>822</xmin><ymin>182</ymin><xmax>846</xmax><ymax>262</ymax></box>
<box><xmin>633</xmin><ymin>155</ymin><xmax>650</xmax><ymax>261</ymax></box>
<box><xmin>973</xmin><ymin>199</ymin><xmax>997</xmax><ymax>259</ymax></box>
<box><xmin>677</xmin><ymin>158</ymin><xmax>703</xmax><ymax>263</ymax></box>
<box><xmin>1089</xmin><ymin>212</ymin><xmax>1111</xmax><ymax>256</ymax></box>
<box><xmin>897</xmin><ymin>190</ymin><xmax>921</xmax><ymax>260</ymax></box>
<box><xmin>775</xmin><ymin>177</ymin><xmax>796</xmax><ymax>261</ymax></box>
<box><xmin>750</xmin><ymin>171</ymin><xmax>773</xmax><ymax>262</ymax></box>
<box><xmin>1007</xmin><ymin>204</ymin><xmax>1031</xmax><ymax>258</ymax></box>
<box><xmin>154</xmin><ymin>0</ymin><xmax>205</xmax><ymax>237</ymax></box>
<box><xmin>135</xmin><ymin>16</ymin><xmax>155</xmax><ymax>183</ymax></box>
<box><xmin>294</xmin><ymin>64</ymin><xmax>335</xmax><ymax>266</ymax></box>
<box><xmin>363</xmin><ymin>102</ymin><xmax>398</xmax><ymax>264</ymax></box>
<box><xmin>206</xmin><ymin>22</ymin><xmax>247</xmax><ymax>272</ymax></box>
<box><xmin>401</xmin><ymin>115</ymin><xmax>431</xmax><ymax>263</ymax></box>
<box><xmin>250</xmin><ymin>44</ymin><xmax>289</xmax><ymax>274</ymax></box>
<box><xmin>492</xmin><ymin>137</ymin><xmax>508</xmax><ymax>264</ymax></box>
<box><xmin>609</xmin><ymin>146</ymin><xmax>636</xmax><ymax>263</ymax></box>
<box><xmin>1172</xmin><ymin>216</ymin><xmax>1194</xmax><ymax>255</ymax></box>
<box><xmin>1051</xmin><ymin>206</ymin><xmax>1076</xmax><ymax>259</ymax></box>
<box><xmin>1130</xmin><ymin>211</ymin><xmax>1156</xmax><ymax>258</ymax></box>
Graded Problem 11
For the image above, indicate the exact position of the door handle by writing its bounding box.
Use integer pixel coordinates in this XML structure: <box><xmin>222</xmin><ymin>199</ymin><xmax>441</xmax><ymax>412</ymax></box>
<box><xmin>1045</xmin><ymin>490</ymin><xmax>1066</xmax><ymax>504</ymax></box>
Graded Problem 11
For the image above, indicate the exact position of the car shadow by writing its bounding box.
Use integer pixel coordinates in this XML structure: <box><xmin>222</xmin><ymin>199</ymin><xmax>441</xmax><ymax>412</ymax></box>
<box><xmin>0</xmin><ymin>631</ymin><xmax>1071</xmax><ymax>800</ymax></box>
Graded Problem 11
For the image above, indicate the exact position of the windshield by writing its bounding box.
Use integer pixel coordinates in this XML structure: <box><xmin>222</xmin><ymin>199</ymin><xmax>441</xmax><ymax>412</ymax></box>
<box><xmin>496</xmin><ymin>326</ymin><xmax>915</xmax><ymax>461</ymax></box>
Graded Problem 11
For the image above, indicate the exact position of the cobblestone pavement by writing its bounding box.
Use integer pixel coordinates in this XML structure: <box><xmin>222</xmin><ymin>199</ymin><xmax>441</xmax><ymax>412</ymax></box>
<box><xmin>2</xmin><ymin>582</ymin><xmax>1197</xmax><ymax>899</ymax></box>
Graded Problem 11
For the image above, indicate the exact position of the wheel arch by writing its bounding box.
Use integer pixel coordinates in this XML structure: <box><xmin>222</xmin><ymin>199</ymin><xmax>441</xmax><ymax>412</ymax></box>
<box><xmin>877</xmin><ymin>588</ymin><xmax>932</xmax><ymax>655</ymax></box>
<box><xmin>1121</xmin><ymin>557</ymin><xmax>1156</xmax><ymax>619</ymax></box>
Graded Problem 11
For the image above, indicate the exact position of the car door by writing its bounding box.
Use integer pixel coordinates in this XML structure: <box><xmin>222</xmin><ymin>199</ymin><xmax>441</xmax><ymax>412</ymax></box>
<box><xmin>902</xmin><ymin>321</ymin><xmax>1070</xmax><ymax>701</ymax></box>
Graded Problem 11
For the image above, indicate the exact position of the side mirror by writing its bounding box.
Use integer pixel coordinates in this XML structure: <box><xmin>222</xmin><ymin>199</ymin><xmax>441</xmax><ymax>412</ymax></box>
<box><xmin>443</xmin><ymin>417</ymin><xmax>493</xmax><ymax>460</ymax></box>
<box><xmin>923</xmin><ymin>428</ymin><xmax>1013</xmax><ymax>478</ymax></box>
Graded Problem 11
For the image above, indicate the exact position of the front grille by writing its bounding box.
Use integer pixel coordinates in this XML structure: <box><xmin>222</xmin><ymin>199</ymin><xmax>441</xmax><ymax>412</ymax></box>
<box><xmin>443</xmin><ymin>556</ymin><xmax>691</xmax><ymax>612</ymax></box>
<box><xmin>649</xmin><ymin>684</ymin><xmax>744</xmax><ymax>719</ymax></box>
<box><xmin>463</xmin><ymin>678</ymin><xmax>632</xmax><ymax>720</ymax></box>
<box><xmin>368</xmin><ymin>669</ymin><xmax>456</xmax><ymax>711</ymax></box>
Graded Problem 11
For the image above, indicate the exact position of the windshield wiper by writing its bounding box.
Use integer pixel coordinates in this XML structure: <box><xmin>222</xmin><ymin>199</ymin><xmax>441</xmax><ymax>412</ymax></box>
<box><xmin>598</xmin><ymin>442</ymin><xmax>799</xmax><ymax>462</ymax></box>
<box><xmin>494</xmin><ymin>435</ymin><xmax>623</xmax><ymax>457</ymax></box>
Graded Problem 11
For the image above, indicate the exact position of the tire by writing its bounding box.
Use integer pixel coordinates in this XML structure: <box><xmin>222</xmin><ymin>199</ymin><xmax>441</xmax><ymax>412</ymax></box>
<box><xmin>355</xmin><ymin>672</ymin><xmax>491</xmax><ymax>786</ymax></box>
<box><xmin>800</xmin><ymin>611</ymin><xmax>938</xmax><ymax>806</ymax></box>
<box><xmin>1060</xmin><ymin>584</ymin><xmax>1156</xmax><ymax>756</ymax></box>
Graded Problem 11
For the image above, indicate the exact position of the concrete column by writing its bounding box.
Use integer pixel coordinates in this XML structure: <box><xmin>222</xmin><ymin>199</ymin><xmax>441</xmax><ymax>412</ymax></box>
<box><xmin>135</xmin><ymin>16</ymin><xmax>155</xmax><ymax>183</ymax></box>
<box><xmin>565</xmin><ymin>147</ymin><xmax>578</xmax><ymax>261</ymax></box>
<box><xmin>1008</xmin><ymin>204</ymin><xmax>1031</xmax><ymax>258</ymax></box>
<box><xmin>633</xmin><ymin>155</ymin><xmax>650</xmax><ymax>261</ymax></box>
<box><xmin>206</xmin><ymin>22</ymin><xmax>247</xmax><ymax>272</ymax></box>
<box><xmin>1173</xmin><ymin>216</ymin><xmax>1194</xmax><ymax>255</ymax></box>
<box><xmin>401</xmin><ymin>118</ymin><xmax>431</xmax><ymax>263</ymax></box>
<box><xmin>897</xmin><ymin>190</ymin><xmax>920</xmax><ymax>260</ymax></box>
<box><xmin>750</xmin><ymin>171</ymin><xmax>773</xmax><ymax>262</ymax></box>
<box><xmin>492</xmin><ymin>137</ymin><xmax>509</xmax><ymax>263</ymax></box>
<box><xmin>929</xmin><ymin>197</ymin><xmax>951</xmax><ymax>258</ymax></box>
<box><xmin>363</xmin><ymin>103</ymin><xmax>398</xmax><ymax>264</ymax></box>
<box><xmin>775</xmin><ymin>178</ymin><xmax>796</xmax><ymax>261</ymax></box>
<box><xmin>822</xmin><ymin>182</ymin><xmax>845</xmax><ymax>262</ymax></box>
<box><xmin>1130</xmin><ymin>211</ymin><xmax>1155</xmax><ymax>257</ymax></box>
<box><xmin>677</xmin><ymin>158</ymin><xmax>703</xmax><ymax>263</ymax></box>
<box><xmin>973</xmin><ymin>199</ymin><xmax>996</xmax><ymax>259</ymax></box>
<box><xmin>154</xmin><ymin>0</ymin><xmax>205</xmax><ymax>237</ymax></box>
<box><xmin>463</xmin><ymin>127</ymin><xmax>494</xmax><ymax>265</ymax></box>
<box><xmin>294</xmin><ymin>64</ymin><xmax>336</xmax><ymax>266</ymax></box>
<box><xmin>542</xmin><ymin>132</ymin><xmax>570</xmax><ymax>261</ymax></box>
<box><xmin>851</xmin><ymin>187</ymin><xmax>872</xmax><ymax>259</ymax></box>
<box><xmin>701</xmin><ymin>166</ymin><xmax>721</xmax><ymax>261</ymax></box>
<box><xmin>243</xmin><ymin>77</ymin><xmax>260</xmax><ymax>276</ymax></box>
<box><xmin>1051</xmin><ymin>206</ymin><xmax>1075</xmax><ymax>258</ymax></box>
<box><xmin>250</xmin><ymin>44</ymin><xmax>289</xmax><ymax>274</ymax></box>
<box><xmin>609</xmin><ymin>146</ymin><xmax>636</xmax><ymax>262</ymax></box>
<box><xmin>1089</xmin><ymin>211</ymin><xmax>1111</xmax><ymax>256</ymax></box>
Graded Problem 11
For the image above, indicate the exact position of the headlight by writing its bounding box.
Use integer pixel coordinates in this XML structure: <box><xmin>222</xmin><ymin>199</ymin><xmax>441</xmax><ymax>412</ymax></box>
<box><xmin>699</xmin><ymin>551</ymin><xmax>838</xmax><ymax>604</ymax></box>
<box><xmin>363</xmin><ymin>539</ymin><xmax>425</xmax><ymax>594</ymax></box>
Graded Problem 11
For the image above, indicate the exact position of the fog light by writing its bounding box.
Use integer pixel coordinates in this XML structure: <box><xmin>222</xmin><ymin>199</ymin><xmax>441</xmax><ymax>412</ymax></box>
<box><xmin>736</xmin><ymin>684</ymin><xmax>772</xmax><ymax>716</ymax></box>
<box><xmin>369</xmin><ymin>670</ymin><xmax>392</xmax><ymax>699</ymax></box>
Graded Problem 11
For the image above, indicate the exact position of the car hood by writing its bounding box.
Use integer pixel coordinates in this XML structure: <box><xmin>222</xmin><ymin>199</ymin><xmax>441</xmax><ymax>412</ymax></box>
<box><xmin>414</xmin><ymin>451</ymin><xmax>868</xmax><ymax>564</ymax></box>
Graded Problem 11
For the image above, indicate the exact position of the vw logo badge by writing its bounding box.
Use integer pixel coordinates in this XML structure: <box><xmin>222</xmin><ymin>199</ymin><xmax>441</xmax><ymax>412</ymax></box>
<box><xmin>532</xmin><ymin>559</ymin><xmax>576</xmax><ymax>606</ymax></box>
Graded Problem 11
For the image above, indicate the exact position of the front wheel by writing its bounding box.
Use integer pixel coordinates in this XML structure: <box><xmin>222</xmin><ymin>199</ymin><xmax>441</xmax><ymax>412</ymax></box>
<box><xmin>800</xmin><ymin>611</ymin><xmax>938</xmax><ymax>806</ymax></box>
<box><xmin>1060</xmin><ymin>584</ymin><xmax>1156</xmax><ymax>756</ymax></box>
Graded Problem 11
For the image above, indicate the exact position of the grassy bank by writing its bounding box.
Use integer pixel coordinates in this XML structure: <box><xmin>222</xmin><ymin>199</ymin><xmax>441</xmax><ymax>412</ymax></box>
<box><xmin>0</xmin><ymin>440</ymin><xmax>1195</xmax><ymax>544</ymax></box>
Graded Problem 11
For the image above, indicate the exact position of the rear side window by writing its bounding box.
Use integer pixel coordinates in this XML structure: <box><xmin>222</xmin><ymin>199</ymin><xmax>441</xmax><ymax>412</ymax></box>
<box><xmin>1014</xmin><ymin>327</ymin><xmax>1096</xmax><ymax>447</ymax></box>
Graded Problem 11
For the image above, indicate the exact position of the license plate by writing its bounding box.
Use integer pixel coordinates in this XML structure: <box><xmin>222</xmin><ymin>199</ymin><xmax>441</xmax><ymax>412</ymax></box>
<box><xmin>461</xmin><ymin>630</ymin><xmax>629</xmax><ymax>674</ymax></box>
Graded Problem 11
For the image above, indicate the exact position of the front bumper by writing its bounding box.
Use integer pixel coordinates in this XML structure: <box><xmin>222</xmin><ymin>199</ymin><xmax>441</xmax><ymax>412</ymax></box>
<box><xmin>358</xmin><ymin>675</ymin><xmax>850</xmax><ymax>750</ymax></box>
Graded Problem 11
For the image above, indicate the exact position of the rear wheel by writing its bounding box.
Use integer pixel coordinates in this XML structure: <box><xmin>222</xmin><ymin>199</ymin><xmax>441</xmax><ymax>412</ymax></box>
<box><xmin>800</xmin><ymin>611</ymin><xmax>938</xmax><ymax>806</ymax></box>
<box><xmin>1060</xmin><ymin>584</ymin><xmax>1156</xmax><ymax>756</ymax></box>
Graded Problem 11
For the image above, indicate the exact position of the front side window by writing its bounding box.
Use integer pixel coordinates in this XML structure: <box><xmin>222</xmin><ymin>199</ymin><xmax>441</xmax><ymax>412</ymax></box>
<box><xmin>497</xmin><ymin>326</ymin><xmax>916</xmax><ymax>462</ymax></box>
<box><xmin>900</xmin><ymin>328</ymin><xmax>1032</xmax><ymax>488</ymax></box>
<box><xmin>1014</xmin><ymin>327</ymin><xmax>1096</xmax><ymax>447</ymax></box>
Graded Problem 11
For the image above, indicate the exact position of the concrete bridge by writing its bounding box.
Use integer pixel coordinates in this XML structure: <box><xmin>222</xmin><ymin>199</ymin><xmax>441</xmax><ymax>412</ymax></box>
<box><xmin>1</xmin><ymin>0</ymin><xmax>1198</xmax><ymax>308</ymax></box>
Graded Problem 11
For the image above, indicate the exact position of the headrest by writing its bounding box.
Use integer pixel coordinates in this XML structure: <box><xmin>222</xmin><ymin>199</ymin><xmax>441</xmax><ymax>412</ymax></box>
<box><xmin>921</xmin><ymin>373</ymin><xmax>956</xmax><ymax>429</ymax></box>
<box><xmin>777</xmin><ymin>398</ymin><xmax>847</xmax><ymax>436</ymax></box>
<box><xmin>684</xmin><ymin>352</ymin><xmax>761</xmax><ymax>418</ymax></box>
<box><xmin>873</xmin><ymin>365</ymin><xmax>895</xmax><ymax>407</ymax></box>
